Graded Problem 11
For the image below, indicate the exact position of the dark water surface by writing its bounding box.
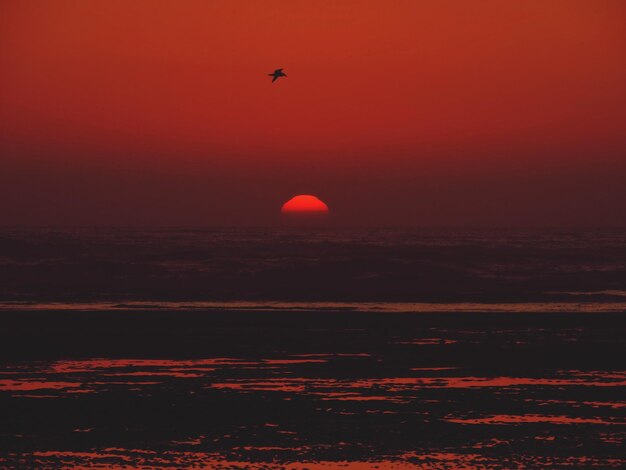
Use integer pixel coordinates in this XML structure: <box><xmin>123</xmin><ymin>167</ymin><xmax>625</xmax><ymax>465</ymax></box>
<box><xmin>1</xmin><ymin>227</ymin><xmax>625</xmax><ymax>303</ymax></box>
<box><xmin>0</xmin><ymin>229</ymin><xmax>625</xmax><ymax>468</ymax></box>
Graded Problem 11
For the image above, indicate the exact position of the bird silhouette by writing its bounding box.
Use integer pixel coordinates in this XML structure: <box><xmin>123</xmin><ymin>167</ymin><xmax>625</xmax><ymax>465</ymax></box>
<box><xmin>269</xmin><ymin>68</ymin><xmax>287</xmax><ymax>83</ymax></box>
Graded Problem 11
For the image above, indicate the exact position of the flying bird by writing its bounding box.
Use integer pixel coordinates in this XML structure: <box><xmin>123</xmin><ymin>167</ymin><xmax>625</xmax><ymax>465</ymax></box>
<box><xmin>269</xmin><ymin>68</ymin><xmax>287</xmax><ymax>83</ymax></box>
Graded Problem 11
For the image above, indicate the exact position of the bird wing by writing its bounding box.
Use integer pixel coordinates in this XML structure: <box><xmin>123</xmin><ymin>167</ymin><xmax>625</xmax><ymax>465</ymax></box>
<box><xmin>272</xmin><ymin>75</ymin><xmax>279</xmax><ymax>82</ymax></box>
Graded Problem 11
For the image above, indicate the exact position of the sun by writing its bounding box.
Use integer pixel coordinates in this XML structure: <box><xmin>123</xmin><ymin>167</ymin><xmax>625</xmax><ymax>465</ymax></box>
<box><xmin>280</xmin><ymin>195</ymin><xmax>330</xmax><ymax>225</ymax></box>
<box><xmin>281</xmin><ymin>195</ymin><xmax>330</xmax><ymax>214</ymax></box>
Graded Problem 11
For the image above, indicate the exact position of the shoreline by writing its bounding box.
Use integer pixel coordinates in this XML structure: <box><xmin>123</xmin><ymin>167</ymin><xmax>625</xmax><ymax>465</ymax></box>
<box><xmin>2</xmin><ymin>300</ymin><xmax>626</xmax><ymax>314</ymax></box>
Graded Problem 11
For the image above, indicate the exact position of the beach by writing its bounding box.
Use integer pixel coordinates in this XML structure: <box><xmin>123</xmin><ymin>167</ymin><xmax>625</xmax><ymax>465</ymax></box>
<box><xmin>1</xmin><ymin>308</ymin><xmax>625</xmax><ymax>468</ymax></box>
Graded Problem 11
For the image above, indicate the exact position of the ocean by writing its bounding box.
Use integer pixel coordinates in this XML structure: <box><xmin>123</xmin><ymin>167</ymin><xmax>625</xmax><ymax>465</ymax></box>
<box><xmin>1</xmin><ymin>228</ymin><xmax>625</xmax><ymax>468</ymax></box>
<box><xmin>1</xmin><ymin>227</ymin><xmax>626</xmax><ymax>305</ymax></box>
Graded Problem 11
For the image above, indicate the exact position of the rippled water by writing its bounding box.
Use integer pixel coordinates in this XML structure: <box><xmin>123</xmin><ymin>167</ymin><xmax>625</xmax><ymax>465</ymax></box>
<box><xmin>1</xmin><ymin>228</ymin><xmax>625</xmax><ymax>468</ymax></box>
<box><xmin>1</xmin><ymin>227</ymin><xmax>625</xmax><ymax>303</ymax></box>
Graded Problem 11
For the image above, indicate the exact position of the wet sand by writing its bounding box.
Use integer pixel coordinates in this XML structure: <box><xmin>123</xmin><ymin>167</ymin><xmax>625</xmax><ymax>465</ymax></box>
<box><xmin>1</xmin><ymin>309</ymin><xmax>625</xmax><ymax>468</ymax></box>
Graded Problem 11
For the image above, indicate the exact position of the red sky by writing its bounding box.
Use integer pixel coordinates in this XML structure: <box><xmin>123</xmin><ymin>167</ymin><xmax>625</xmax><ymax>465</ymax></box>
<box><xmin>1</xmin><ymin>0</ymin><xmax>625</xmax><ymax>226</ymax></box>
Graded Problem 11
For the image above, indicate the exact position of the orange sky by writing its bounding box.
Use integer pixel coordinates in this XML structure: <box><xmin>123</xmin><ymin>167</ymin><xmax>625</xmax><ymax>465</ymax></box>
<box><xmin>1</xmin><ymin>0</ymin><xmax>625</xmax><ymax>226</ymax></box>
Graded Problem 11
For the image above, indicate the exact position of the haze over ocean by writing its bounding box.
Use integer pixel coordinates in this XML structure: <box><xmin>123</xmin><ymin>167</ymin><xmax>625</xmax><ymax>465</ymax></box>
<box><xmin>2</xmin><ymin>1</ymin><xmax>626</xmax><ymax>227</ymax></box>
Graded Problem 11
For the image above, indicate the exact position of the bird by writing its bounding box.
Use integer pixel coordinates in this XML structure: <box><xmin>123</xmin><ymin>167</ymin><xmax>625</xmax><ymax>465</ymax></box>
<box><xmin>268</xmin><ymin>68</ymin><xmax>287</xmax><ymax>83</ymax></box>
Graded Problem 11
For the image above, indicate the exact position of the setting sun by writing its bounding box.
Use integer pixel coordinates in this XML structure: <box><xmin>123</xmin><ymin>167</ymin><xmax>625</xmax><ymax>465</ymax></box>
<box><xmin>281</xmin><ymin>195</ymin><xmax>329</xmax><ymax>214</ymax></box>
